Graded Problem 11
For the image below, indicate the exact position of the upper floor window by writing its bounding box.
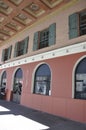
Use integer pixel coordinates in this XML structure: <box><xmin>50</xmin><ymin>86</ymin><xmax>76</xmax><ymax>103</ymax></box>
<box><xmin>75</xmin><ymin>57</ymin><xmax>86</xmax><ymax>100</ymax></box>
<box><xmin>33</xmin><ymin>23</ymin><xmax>56</xmax><ymax>51</ymax></box>
<box><xmin>14</xmin><ymin>36</ymin><xmax>29</xmax><ymax>57</ymax></box>
<box><xmin>1</xmin><ymin>45</ymin><xmax>12</xmax><ymax>62</ymax></box>
<box><xmin>33</xmin><ymin>64</ymin><xmax>51</xmax><ymax>95</ymax></box>
<box><xmin>69</xmin><ymin>10</ymin><xmax>86</xmax><ymax>39</ymax></box>
<box><xmin>39</xmin><ymin>28</ymin><xmax>49</xmax><ymax>49</ymax></box>
<box><xmin>80</xmin><ymin>11</ymin><xmax>86</xmax><ymax>35</ymax></box>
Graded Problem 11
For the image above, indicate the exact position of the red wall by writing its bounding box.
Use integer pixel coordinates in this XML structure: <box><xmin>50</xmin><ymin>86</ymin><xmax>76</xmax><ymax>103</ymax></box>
<box><xmin>0</xmin><ymin>52</ymin><xmax>86</xmax><ymax>123</ymax></box>
<box><xmin>21</xmin><ymin>52</ymin><xmax>86</xmax><ymax>123</ymax></box>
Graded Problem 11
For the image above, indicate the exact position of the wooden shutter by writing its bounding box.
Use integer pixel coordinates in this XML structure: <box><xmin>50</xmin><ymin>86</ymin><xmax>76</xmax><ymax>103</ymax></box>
<box><xmin>33</xmin><ymin>32</ymin><xmax>39</xmax><ymax>51</ymax></box>
<box><xmin>1</xmin><ymin>49</ymin><xmax>5</xmax><ymax>61</ymax></box>
<box><xmin>23</xmin><ymin>36</ymin><xmax>29</xmax><ymax>54</ymax></box>
<box><xmin>49</xmin><ymin>23</ymin><xmax>56</xmax><ymax>46</ymax></box>
<box><xmin>69</xmin><ymin>13</ymin><xmax>79</xmax><ymax>39</ymax></box>
<box><xmin>8</xmin><ymin>45</ymin><xmax>12</xmax><ymax>59</ymax></box>
<box><xmin>14</xmin><ymin>42</ymin><xmax>18</xmax><ymax>57</ymax></box>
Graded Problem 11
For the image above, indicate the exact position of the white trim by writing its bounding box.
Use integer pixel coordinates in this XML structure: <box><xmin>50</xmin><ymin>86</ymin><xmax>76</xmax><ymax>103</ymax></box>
<box><xmin>0</xmin><ymin>41</ymin><xmax>86</xmax><ymax>69</ymax></box>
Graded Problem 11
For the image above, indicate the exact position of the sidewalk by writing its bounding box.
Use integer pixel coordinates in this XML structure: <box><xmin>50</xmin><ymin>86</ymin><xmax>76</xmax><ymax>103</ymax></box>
<box><xmin>0</xmin><ymin>100</ymin><xmax>86</xmax><ymax>130</ymax></box>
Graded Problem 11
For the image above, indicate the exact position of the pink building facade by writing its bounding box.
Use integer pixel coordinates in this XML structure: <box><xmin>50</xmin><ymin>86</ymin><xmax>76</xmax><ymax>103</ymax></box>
<box><xmin>0</xmin><ymin>0</ymin><xmax>86</xmax><ymax>123</ymax></box>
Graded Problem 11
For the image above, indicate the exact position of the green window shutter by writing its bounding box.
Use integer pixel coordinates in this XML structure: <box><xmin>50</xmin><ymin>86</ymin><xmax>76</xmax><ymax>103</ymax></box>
<box><xmin>8</xmin><ymin>45</ymin><xmax>12</xmax><ymax>59</ymax></box>
<box><xmin>14</xmin><ymin>42</ymin><xmax>18</xmax><ymax>57</ymax></box>
<box><xmin>49</xmin><ymin>23</ymin><xmax>56</xmax><ymax>46</ymax></box>
<box><xmin>1</xmin><ymin>49</ymin><xmax>5</xmax><ymax>61</ymax></box>
<box><xmin>69</xmin><ymin>13</ymin><xmax>79</xmax><ymax>39</ymax></box>
<box><xmin>23</xmin><ymin>36</ymin><xmax>29</xmax><ymax>54</ymax></box>
<box><xmin>33</xmin><ymin>32</ymin><xmax>39</xmax><ymax>51</ymax></box>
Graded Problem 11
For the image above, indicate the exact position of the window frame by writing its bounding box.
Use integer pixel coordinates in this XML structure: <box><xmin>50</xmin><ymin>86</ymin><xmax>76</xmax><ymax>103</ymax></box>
<box><xmin>33</xmin><ymin>23</ymin><xmax>56</xmax><ymax>51</ymax></box>
<box><xmin>2</xmin><ymin>45</ymin><xmax>12</xmax><ymax>62</ymax></box>
<box><xmin>33</xmin><ymin>63</ymin><xmax>51</xmax><ymax>96</ymax></box>
<box><xmin>79</xmin><ymin>9</ymin><xmax>86</xmax><ymax>36</ymax></box>
<box><xmin>72</xmin><ymin>56</ymin><xmax>86</xmax><ymax>100</ymax></box>
<box><xmin>0</xmin><ymin>71</ymin><xmax>7</xmax><ymax>93</ymax></box>
<box><xmin>69</xmin><ymin>9</ymin><xmax>86</xmax><ymax>39</ymax></box>
<box><xmin>14</xmin><ymin>36</ymin><xmax>29</xmax><ymax>57</ymax></box>
<box><xmin>17</xmin><ymin>40</ymin><xmax>25</xmax><ymax>57</ymax></box>
<box><xmin>3</xmin><ymin>48</ymin><xmax>9</xmax><ymax>61</ymax></box>
<box><xmin>39</xmin><ymin>28</ymin><xmax>49</xmax><ymax>49</ymax></box>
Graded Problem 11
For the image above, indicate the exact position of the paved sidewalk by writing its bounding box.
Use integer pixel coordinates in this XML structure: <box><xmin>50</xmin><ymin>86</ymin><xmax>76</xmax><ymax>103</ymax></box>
<box><xmin>0</xmin><ymin>100</ymin><xmax>86</xmax><ymax>130</ymax></box>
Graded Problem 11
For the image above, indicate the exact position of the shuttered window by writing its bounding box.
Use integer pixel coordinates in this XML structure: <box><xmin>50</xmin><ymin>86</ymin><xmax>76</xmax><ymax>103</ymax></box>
<box><xmin>80</xmin><ymin>10</ymin><xmax>86</xmax><ymax>35</ymax></box>
<box><xmin>49</xmin><ymin>23</ymin><xmax>56</xmax><ymax>46</ymax></box>
<box><xmin>14</xmin><ymin>36</ymin><xmax>29</xmax><ymax>57</ymax></box>
<box><xmin>33</xmin><ymin>32</ymin><xmax>39</xmax><ymax>51</ymax></box>
<box><xmin>39</xmin><ymin>28</ymin><xmax>49</xmax><ymax>49</ymax></box>
<box><xmin>69</xmin><ymin>10</ymin><xmax>86</xmax><ymax>39</ymax></box>
<box><xmin>69</xmin><ymin>13</ymin><xmax>79</xmax><ymax>39</ymax></box>
<box><xmin>33</xmin><ymin>23</ymin><xmax>56</xmax><ymax>51</ymax></box>
<box><xmin>2</xmin><ymin>45</ymin><xmax>12</xmax><ymax>62</ymax></box>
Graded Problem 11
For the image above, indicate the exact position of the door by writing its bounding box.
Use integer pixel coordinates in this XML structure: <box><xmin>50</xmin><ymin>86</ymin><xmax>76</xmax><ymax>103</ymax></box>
<box><xmin>12</xmin><ymin>68</ymin><xmax>23</xmax><ymax>103</ymax></box>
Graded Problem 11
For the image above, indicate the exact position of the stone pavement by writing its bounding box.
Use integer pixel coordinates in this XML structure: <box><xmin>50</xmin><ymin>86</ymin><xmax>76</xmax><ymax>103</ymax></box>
<box><xmin>0</xmin><ymin>100</ymin><xmax>86</xmax><ymax>130</ymax></box>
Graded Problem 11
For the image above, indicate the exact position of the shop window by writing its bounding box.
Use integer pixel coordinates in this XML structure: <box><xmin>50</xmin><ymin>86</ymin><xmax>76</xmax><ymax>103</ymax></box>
<box><xmin>69</xmin><ymin>9</ymin><xmax>86</xmax><ymax>39</ymax></box>
<box><xmin>0</xmin><ymin>71</ymin><xmax>7</xmax><ymax>99</ymax></box>
<box><xmin>14</xmin><ymin>36</ymin><xmax>29</xmax><ymax>57</ymax></box>
<box><xmin>33</xmin><ymin>23</ymin><xmax>56</xmax><ymax>51</ymax></box>
<box><xmin>1</xmin><ymin>45</ymin><xmax>12</xmax><ymax>62</ymax></box>
<box><xmin>33</xmin><ymin>64</ymin><xmax>51</xmax><ymax>95</ymax></box>
<box><xmin>75</xmin><ymin>57</ymin><xmax>86</xmax><ymax>100</ymax></box>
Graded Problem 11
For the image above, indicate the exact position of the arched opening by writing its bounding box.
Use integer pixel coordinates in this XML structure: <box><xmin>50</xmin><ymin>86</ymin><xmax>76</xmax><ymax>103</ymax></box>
<box><xmin>33</xmin><ymin>63</ymin><xmax>51</xmax><ymax>95</ymax></box>
<box><xmin>75</xmin><ymin>57</ymin><xmax>86</xmax><ymax>100</ymax></box>
<box><xmin>0</xmin><ymin>71</ymin><xmax>7</xmax><ymax>99</ymax></box>
<box><xmin>12</xmin><ymin>68</ymin><xmax>23</xmax><ymax>103</ymax></box>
